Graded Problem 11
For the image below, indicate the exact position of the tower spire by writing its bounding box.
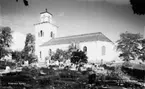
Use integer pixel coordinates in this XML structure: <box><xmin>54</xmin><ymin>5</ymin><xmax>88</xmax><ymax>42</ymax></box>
<box><xmin>45</xmin><ymin>8</ymin><xmax>48</xmax><ymax>12</ymax></box>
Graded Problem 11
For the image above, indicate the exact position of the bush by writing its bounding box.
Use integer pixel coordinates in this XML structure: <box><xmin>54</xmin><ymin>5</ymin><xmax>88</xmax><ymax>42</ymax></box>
<box><xmin>36</xmin><ymin>77</ymin><xmax>54</xmax><ymax>87</ymax></box>
<box><xmin>81</xmin><ymin>68</ymin><xmax>92</xmax><ymax>75</ymax></box>
<box><xmin>102</xmin><ymin>64</ymin><xmax>115</xmax><ymax>71</ymax></box>
<box><xmin>22</xmin><ymin>66</ymin><xmax>40</xmax><ymax>78</ymax></box>
<box><xmin>71</xmin><ymin>50</ymin><xmax>88</xmax><ymax>65</ymax></box>
<box><xmin>0</xmin><ymin>61</ymin><xmax>16</xmax><ymax>69</ymax></box>
<box><xmin>121</xmin><ymin>66</ymin><xmax>145</xmax><ymax>81</ymax></box>
<box><xmin>59</xmin><ymin>70</ymin><xmax>81</xmax><ymax>81</ymax></box>
<box><xmin>1</xmin><ymin>71</ymin><xmax>35</xmax><ymax>89</ymax></box>
<box><xmin>39</xmin><ymin>67</ymin><xmax>59</xmax><ymax>77</ymax></box>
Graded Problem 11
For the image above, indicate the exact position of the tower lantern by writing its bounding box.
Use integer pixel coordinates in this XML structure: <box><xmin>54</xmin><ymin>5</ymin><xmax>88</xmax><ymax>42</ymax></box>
<box><xmin>40</xmin><ymin>8</ymin><xmax>53</xmax><ymax>23</ymax></box>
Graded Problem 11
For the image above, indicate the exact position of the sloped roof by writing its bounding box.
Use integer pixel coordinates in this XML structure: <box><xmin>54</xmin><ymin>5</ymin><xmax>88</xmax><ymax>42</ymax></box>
<box><xmin>40</xmin><ymin>32</ymin><xmax>113</xmax><ymax>47</ymax></box>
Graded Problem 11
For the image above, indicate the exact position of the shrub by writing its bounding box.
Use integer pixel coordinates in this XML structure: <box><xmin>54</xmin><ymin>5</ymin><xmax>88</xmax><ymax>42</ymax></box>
<box><xmin>58</xmin><ymin>70</ymin><xmax>81</xmax><ymax>81</ymax></box>
<box><xmin>0</xmin><ymin>61</ymin><xmax>16</xmax><ymax>69</ymax></box>
<box><xmin>1</xmin><ymin>71</ymin><xmax>36</xmax><ymax>89</ymax></box>
<box><xmin>102</xmin><ymin>64</ymin><xmax>115</xmax><ymax>71</ymax></box>
<box><xmin>71</xmin><ymin>50</ymin><xmax>88</xmax><ymax>65</ymax></box>
<box><xmin>81</xmin><ymin>68</ymin><xmax>92</xmax><ymax>75</ymax></box>
<box><xmin>21</xmin><ymin>66</ymin><xmax>40</xmax><ymax>78</ymax></box>
<box><xmin>121</xmin><ymin>65</ymin><xmax>145</xmax><ymax>81</ymax></box>
<box><xmin>36</xmin><ymin>77</ymin><xmax>54</xmax><ymax>87</ymax></box>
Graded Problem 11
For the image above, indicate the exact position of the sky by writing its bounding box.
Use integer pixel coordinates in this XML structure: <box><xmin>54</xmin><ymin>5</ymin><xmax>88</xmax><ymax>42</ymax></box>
<box><xmin>0</xmin><ymin>0</ymin><xmax>145</xmax><ymax>43</ymax></box>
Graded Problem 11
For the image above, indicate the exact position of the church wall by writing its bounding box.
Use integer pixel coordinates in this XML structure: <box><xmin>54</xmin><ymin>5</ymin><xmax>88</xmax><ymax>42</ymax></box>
<box><xmin>35</xmin><ymin>23</ymin><xmax>57</xmax><ymax>61</ymax></box>
<box><xmin>40</xmin><ymin>41</ymin><xmax>99</xmax><ymax>63</ymax></box>
<box><xmin>96</xmin><ymin>41</ymin><xmax>118</xmax><ymax>63</ymax></box>
<box><xmin>38</xmin><ymin>41</ymin><xmax>118</xmax><ymax>64</ymax></box>
<box><xmin>39</xmin><ymin>44</ymin><xmax>70</xmax><ymax>62</ymax></box>
<box><xmin>35</xmin><ymin>23</ymin><xmax>57</xmax><ymax>45</ymax></box>
<box><xmin>79</xmin><ymin>41</ymin><xmax>98</xmax><ymax>63</ymax></box>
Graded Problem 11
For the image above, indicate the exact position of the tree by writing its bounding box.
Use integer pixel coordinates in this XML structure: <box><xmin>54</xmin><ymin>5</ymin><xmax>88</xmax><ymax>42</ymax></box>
<box><xmin>130</xmin><ymin>0</ymin><xmax>145</xmax><ymax>15</ymax></box>
<box><xmin>11</xmin><ymin>50</ymin><xmax>22</xmax><ymax>63</ymax></box>
<box><xmin>0</xmin><ymin>27</ymin><xmax>13</xmax><ymax>59</ymax></box>
<box><xmin>51</xmin><ymin>44</ymin><xmax>77</xmax><ymax>63</ymax></box>
<box><xmin>116</xmin><ymin>31</ymin><xmax>142</xmax><ymax>61</ymax></box>
<box><xmin>51</xmin><ymin>49</ymin><xmax>68</xmax><ymax>63</ymax></box>
<box><xmin>137</xmin><ymin>39</ymin><xmax>145</xmax><ymax>62</ymax></box>
<box><xmin>23</xmin><ymin>33</ymin><xmax>36</xmax><ymax>64</ymax></box>
<box><xmin>66</xmin><ymin>43</ymin><xmax>78</xmax><ymax>59</ymax></box>
<box><xmin>16</xmin><ymin>0</ymin><xmax>29</xmax><ymax>6</ymax></box>
<box><xmin>71</xmin><ymin>50</ymin><xmax>88</xmax><ymax>65</ymax></box>
<box><xmin>51</xmin><ymin>43</ymin><xmax>88</xmax><ymax>66</ymax></box>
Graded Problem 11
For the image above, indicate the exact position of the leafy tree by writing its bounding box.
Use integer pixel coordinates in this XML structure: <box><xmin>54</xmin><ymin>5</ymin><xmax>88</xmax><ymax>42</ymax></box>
<box><xmin>51</xmin><ymin>44</ymin><xmax>77</xmax><ymax>63</ymax></box>
<box><xmin>137</xmin><ymin>39</ymin><xmax>145</xmax><ymax>62</ymax></box>
<box><xmin>130</xmin><ymin>0</ymin><xmax>145</xmax><ymax>15</ymax></box>
<box><xmin>26</xmin><ymin>54</ymin><xmax>37</xmax><ymax>64</ymax></box>
<box><xmin>51</xmin><ymin>49</ymin><xmax>68</xmax><ymax>63</ymax></box>
<box><xmin>0</xmin><ymin>27</ymin><xmax>13</xmax><ymax>59</ymax></box>
<box><xmin>71</xmin><ymin>50</ymin><xmax>88</xmax><ymax>65</ymax></box>
<box><xmin>23</xmin><ymin>33</ymin><xmax>36</xmax><ymax>64</ymax></box>
<box><xmin>11</xmin><ymin>50</ymin><xmax>22</xmax><ymax>62</ymax></box>
<box><xmin>116</xmin><ymin>31</ymin><xmax>142</xmax><ymax>61</ymax></box>
<box><xmin>16</xmin><ymin>0</ymin><xmax>29</xmax><ymax>6</ymax></box>
<box><xmin>24</xmin><ymin>33</ymin><xmax>35</xmax><ymax>54</ymax></box>
<box><xmin>51</xmin><ymin>44</ymin><xmax>88</xmax><ymax>67</ymax></box>
<box><xmin>68</xmin><ymin>43</ymin><xmax>77</xmax><ymax>53</ymax></box>
<box><xmin>66</xmin><ymin>43</ymin><xmax>78</xmax><ymax>59</ymax></box>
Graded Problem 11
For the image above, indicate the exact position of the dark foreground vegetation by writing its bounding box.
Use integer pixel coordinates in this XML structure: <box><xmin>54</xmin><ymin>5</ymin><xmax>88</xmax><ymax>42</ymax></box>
<box><xmin>121</xmin><ymin>62</ymin><xmax>145</xmax><ymax>82</ymax></box>
<box><xmin>0</xmin><ymin>65</ymin><xmax>144</xmax><ymax>89</ymax></box>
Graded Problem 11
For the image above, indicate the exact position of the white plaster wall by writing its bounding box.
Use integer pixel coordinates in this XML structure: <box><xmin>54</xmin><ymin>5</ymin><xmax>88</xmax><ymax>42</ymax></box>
<box><xmin>79</xmin><ymin>41</ymin><xmax>98</xmax><ymax>63</ymax></box>
<box><xmin>39</xmin><ymin>44</ymin><xmax>70</xmax><ymax>62</ymax></box>
<box><xmin>96</xmin><ymin>41</ymin><xmax>118</xmax><ymax>63</ymax></box>
<box><xmin>37</xmin><ymin>40</ymin><xmax>118</xmax><ymax>64</ymax></box>
<box><xmin>35</xmin><ymin>22</ymin><xmax>57</xmax><ymax>60</ymax></box>
<box><xmin>35</xmin><ymin>23</ymin><xmax>57</xmax><ymax>45</ymax></box>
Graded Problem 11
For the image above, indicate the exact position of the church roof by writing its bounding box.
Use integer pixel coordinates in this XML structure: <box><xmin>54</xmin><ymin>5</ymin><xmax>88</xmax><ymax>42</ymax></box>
<box><xmin>40</xmin><ymin>32</ymin><xmax>113</xmax><ymax>47</ymax></box>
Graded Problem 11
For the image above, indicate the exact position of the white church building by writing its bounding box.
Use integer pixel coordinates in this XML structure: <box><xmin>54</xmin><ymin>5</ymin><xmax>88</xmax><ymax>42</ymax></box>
<box><xmin>34</xmin><ymin>9</ymin><xmax>117</xmax><ymax>65</ymax></box>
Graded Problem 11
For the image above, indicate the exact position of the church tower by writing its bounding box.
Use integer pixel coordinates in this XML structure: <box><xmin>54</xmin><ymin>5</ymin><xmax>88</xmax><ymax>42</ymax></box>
<box><xmin>34</xmin><ymin>9</ymin><xmax>57</xmax><ymax>62</ymax></box>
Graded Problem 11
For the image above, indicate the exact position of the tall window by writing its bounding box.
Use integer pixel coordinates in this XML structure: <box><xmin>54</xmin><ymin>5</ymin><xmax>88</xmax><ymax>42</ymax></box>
<box><xmin>40</xmin><ymin>30</ymin><xmax>44</xmax><ymax>37</ymax></box>
<box><xmin>83</xmin><ymin>46</ymin><xmax>87</xmax><ymax>53</ymax></box>
<box><xmin>40</xmin><ymin>51</ymin><xmax>42</xmax><ymax>58</ymax></box>
<box><xmin>50</xmin><ymin>31</ymin><xmax>54</xmax><ymax>38</ymax></box>
<box><xmin>102</xmin><ymin>46</ymin><xmax>106</xmax><ymax>56</ymax></box>
<box><xmin>48</xmin><ymin>49</ymin><xmax>52</xmax><ymax>56</ymax></box>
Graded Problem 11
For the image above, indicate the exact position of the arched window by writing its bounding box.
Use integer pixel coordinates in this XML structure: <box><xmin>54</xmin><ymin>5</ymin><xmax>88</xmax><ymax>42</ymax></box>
<box><xmin>40</xmin><ymin>30</ymin><xmax>44</xmax><ymax>37</ymax></box>
<box><xmin>102</xmin><ymin>46</ymin><xmax>106</xmax><ymax>56</ymax></box>
<box><xmin>83</xmin><ymin>46</ymin><xmax>87</xmax><ymax>53</ymax></box>
<box><xmin>40</xmin><ymin>51</ymin><xmax>42</xmax><ymax>58</ymax></box>
<box><xmin>49</xmin><ymin>49</ymin><xmax>52</xmax><ymax>56</ymax></box>
<box><xmin>50</xmin><ymin>31</ymin><xmax>54</xmax><ymax>38</ymax></box>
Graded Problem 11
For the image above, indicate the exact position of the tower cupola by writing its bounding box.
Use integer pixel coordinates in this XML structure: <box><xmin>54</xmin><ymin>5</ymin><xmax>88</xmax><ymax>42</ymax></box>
<box><xmin>40</xmin><ymin>9</ymin><xmax>53</xmax><ymax>23</ymax></box>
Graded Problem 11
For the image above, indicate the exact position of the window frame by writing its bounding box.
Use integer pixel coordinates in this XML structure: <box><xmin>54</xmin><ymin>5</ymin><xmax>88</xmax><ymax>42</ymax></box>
<box><xmin>102</xmin><ymin>46</ymin><xmax>106</xmax><ymax>56</ymax></box>
<box><xmin>83</xmin><ymin>46</ymin><xmax>87</xmax><ymax>53</ymax></box>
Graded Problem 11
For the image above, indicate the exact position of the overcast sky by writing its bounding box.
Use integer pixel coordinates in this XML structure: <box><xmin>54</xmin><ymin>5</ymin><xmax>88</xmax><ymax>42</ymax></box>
<box><xmin>0</xmin><ymin>0</ymin><xmax>145</xmax><ymax>42</ymax></box>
